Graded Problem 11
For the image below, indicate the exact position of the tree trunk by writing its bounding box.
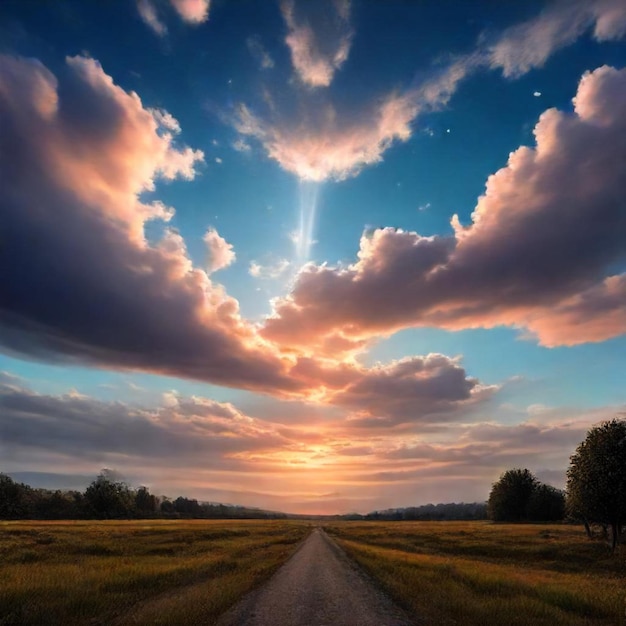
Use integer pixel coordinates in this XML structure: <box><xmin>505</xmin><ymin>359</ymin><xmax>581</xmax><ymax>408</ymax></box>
<box><xmin>583</xmin><ymin>519</ymin><xmax>592</xmax><ymax>539</ymax></box>
<box><xmin>610</xmin><ymin>522</ymin><xmax>620</xmax><ymax>553</ymax></box>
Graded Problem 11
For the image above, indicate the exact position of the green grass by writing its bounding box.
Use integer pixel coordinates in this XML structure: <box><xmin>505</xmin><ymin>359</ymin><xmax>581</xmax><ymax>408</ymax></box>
<box><xmin>324</xmin><ymin>521</ymin><xmax>626</xmax><ymax>625</ymax></box>
<box><xmin>0</xmin><ymin>519</ymin><xmax>310</xmax><ymax>625</ymax></box>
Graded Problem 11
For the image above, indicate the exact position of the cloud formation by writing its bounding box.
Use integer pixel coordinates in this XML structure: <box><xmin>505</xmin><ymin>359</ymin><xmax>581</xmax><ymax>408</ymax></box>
<box><xmin>263</xmin><ymin>66</ymin><xmax>626</xmax><ymax>350</ymax></box>
<box><xmin>233</xmin><ymin>73</ymin><xmax>459</xmax><ymax>181</ymax></box>
<box><xmin>249</xmin><ymin>259</ymin><xmax>291</xmax><ymax>280</ymax></box>
<box><xmin>231</xmin><ymin>53</ymin><xmax>484</xmax><ymax>182</ymax></box>
<box><xmin>137</xmin><ymin>0</ymin><xmax>210</xmax><ymax>35</ymax></box>
<box><xmin>204</xmin><ymin>228</ymin><xmax>236</xmax><ymax>273</ymax></box>
<box><xmin>235</xmin><ymin>0</ymin><xmax>626</xmax><ymax>183</ymax></box>
<box><xmin>488</xmin><ymin>0</ymin><xmax>626</xmax><ymax>77</ymax></box>
<box><xmin>247</xmin><ymin>36</ymin><xmax>275</xmax><ymax>70</ymax></box>
<box><xmin>169</xmin><ymin>0</ymin><xmax>210</xmax><ymax>24</ymax></box>
<box><xmin>0</xmin><ymin>53</ymin><xmax>297</xmax><ymax>393</ymax></box>
<box><xmin>0</xmin><ymin>53</ymin><xmax>491</xmax><ymax>425</ymax></box>
<box><xmin>281</xmin><ymin>0</ymin><xmax>352</xmax><ymax>88</ymax></box>
<box><xmin>137</xmin><ymin>0</ymin><xmax>167</xmax><ymax>36</ymax></box>
<box><xmin>0</xmin><ymin>376</ymin><xmax>286</xmax><ymax>470</ymax></box>
<box><xmin>2</xmin><ymin>373</ymin><xmax>618</xmax><ymax>511</ymax></box>
<box><xmin>290</xmin><ymin>354</ymin><xmax>497</xmax><ymax>427</ymax></box>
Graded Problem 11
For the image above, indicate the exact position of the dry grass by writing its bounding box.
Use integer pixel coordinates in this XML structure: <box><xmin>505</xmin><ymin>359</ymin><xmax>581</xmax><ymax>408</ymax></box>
<box><xmin>324</xmin><ymin>521</ymin><xmax>626</xmax><ymax>625</ymax></box>
<box><xmin>0</xmin><ymin>519</ymin><xmax>310</xmax><ymax>625</ymax></box>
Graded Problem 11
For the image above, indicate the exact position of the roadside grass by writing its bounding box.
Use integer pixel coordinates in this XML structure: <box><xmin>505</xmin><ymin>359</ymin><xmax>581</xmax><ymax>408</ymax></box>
<box><xmin>324</xmin><ymin>521</ymin><xmax>626</xmax><ymax>625</ymax></box>
<box><xmin>0</xmin><ymin>519</ymin><xmax>310</xmax><ymax>625</ymax></box>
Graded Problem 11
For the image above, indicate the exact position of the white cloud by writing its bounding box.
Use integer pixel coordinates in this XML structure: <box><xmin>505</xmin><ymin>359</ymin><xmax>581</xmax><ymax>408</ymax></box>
<box><xmin>136</xmin><ymin>0</ymin><xmax>167</xmax><ymax>36</ymax></box>
<box><xmin>281</xmin><ymin>0</ymin><xmax>353</xmax><ymax>88</ymax></box>
<box><xmin>249</xmin><ymin>259</ymin><xmax>291</xmax><ymax>280</ymax></box>
<box><xmin>247</xmin><ymin>36</ymin><xmax>275</xmax><ymax>70</ymax></box>
<box><xmin>204</xmin><ymin>228</ymin><xmax>236</xmax><ymax>273</ymax></box>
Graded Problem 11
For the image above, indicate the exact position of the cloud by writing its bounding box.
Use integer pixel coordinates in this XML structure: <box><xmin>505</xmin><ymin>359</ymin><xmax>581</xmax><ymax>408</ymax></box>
<box><xmin>249</xmin><ymin>259</ymin><xmax>291</xmax><ymax>280</ymax></box>
<box><xmin>169</xmin><ymin>0</ymin><xmax>210</xmax><ymax>24</ymax></box>
<box><xmin>137</xmin><ymin>0</ymin><xmax>210</xmax><ymax>36</ymax></box>
<box><xmin>5</xmin><ymin>372</ymin><xmax>613</xmax><ymax>512</ymax></box>
<box><xmin>0</xmin><ymin>377</ymin><xmax>286</xmax><ymax>468</ymax></box>
<box><xmin>233</xmin><ymin>56</ymin><xmax>475</xmax><ymax>182</ymax></box>
<box><xmin>281</xmin><ymin>0</ymin><xmax>352</xmax><ymax>88</ymax></box>
<box><xmin>290</xmin><ymin>354</ymin><xmax>498</xmax><ymax>426</ymax></box>
<box><xmin>137</xmin><ymin>0</ymin><xmax>167</xmax><ymax>36</ymax></box>
<box><xmin>247</xmin><ymin>36</ymin><xmax>274</xmax><ymax>70</ymax></box>
<box><xmin>487</xmin><ymin>0</ymin><xmax>626</xmax><ymax>78</ymax></box>
<box><xmin>0</xmin><ymin>53</ymin><xmax>496</xmax><ymax>425</ymax></box>
<box><xmin>149</xmin><ymin>107</ymin><xmax>182</xmax><ymax>133</ymax></box>
<box><xmin>0</xmin><ymin>53</ymin><xmax>299</xmax><ymax>393</ymax></box>
<box><xmin>204</xmin><ymin>228</ymin><xmax>236</xmax><ymax>272</ymax></box>
<box><xmin>233</xmin><ymin>0</ymin><xmax>626</xmax><ymax>184</ymax></box>
<box><xmin>232</xmin><ymin>95</ymin><xmax>412</xmax><ymax>182</ymax></box>
<box><xmin>262</xmin><ymin>66</ymin><xmax>626</xmax><ymax>349</ymax></box>
<box><xmin>232</xmin><ymin>138</ymin><xmax>251</xmax><ymax>153</ymax></box>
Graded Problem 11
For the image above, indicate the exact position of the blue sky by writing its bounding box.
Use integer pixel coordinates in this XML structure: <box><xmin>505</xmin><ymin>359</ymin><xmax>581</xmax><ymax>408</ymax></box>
<box><xmin>1</xmin><ymin>0</ymin><xmax>625</xmax><ymax>513</ymax></box>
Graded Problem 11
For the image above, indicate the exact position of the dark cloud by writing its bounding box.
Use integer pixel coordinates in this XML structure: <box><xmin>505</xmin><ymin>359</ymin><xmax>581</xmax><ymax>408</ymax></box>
<box><xmin>0</xmin><ymin>53</ymin><xmax>301</xmax><ymax>394</ymax></box>
<box><xmin>0</xmin><ymin>378</ymin><xmax>288</xmax><ymax>465</ymax></box>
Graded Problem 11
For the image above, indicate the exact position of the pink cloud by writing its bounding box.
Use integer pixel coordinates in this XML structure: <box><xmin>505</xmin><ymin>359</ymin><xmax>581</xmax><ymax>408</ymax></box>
<box><xmin>262</xmin><ymin>66</ymin><xmax>626</xmax><ymax>349</ymax></box>
<box><xmin>232</xmin><ymin>55</ymin><xmax>475</xmax><ymax>182</ymax></box>
<box><xmin>170</xmin><ymin>0</ymin><xmax>210</xmax><ymax>23</ymax></box>
<box><xmin>234</xmin><ymin>90</ymin><xmax>431</xmax><ymax>182</ymax></box>
<box><xmin>488</xmin><ymin>0</ymin><xmax>626</xmax><ymax>77</ymax></box>
<box><xmin>290</xmin><ymin>353</ymin><xmax>497</xmax><ymax>426</ymax></box>
<box><xmin>281</xmin><ymin>0</ymin><xmax>352</xmax><ymax>88</ymax></box>
<box><xmin>6</xmin><ymin>373</ymin><xmax>611</xmax><ymax>512</ymax></box>
<box><xmin>137</xmin><ymin>0</ymin><xmax>210</xmax><ymax>36</ymax></box>
<box><xmin>204</xmin><ymin>228</ymin><xmax>236</xmax><ymax>273</ymax></box>
<box><xmin>0</xmin><ymin>53</ymin><xmax>495</xmax><ymax>426</ymax></box>
<box><xmin>0</xmin><ymin>53</ymin><xmax>298</xmax><ymax>393</ymax></box>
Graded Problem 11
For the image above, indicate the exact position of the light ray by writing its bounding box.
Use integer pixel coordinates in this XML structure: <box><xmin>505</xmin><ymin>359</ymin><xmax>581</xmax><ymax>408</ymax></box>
<box><xmin>295</xmin><ymin>180</ymin><xmax>321</xmax><ymax>263</ymax></box>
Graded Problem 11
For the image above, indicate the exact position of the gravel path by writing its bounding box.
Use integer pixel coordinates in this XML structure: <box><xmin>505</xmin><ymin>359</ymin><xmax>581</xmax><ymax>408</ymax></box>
<box><xmin>215</xmin><ymin>527</ymin><xmax>415</xmax><ymax>626</ymax></box>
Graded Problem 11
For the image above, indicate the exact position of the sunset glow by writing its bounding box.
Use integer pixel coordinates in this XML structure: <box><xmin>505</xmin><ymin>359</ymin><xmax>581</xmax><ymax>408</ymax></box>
<box><xmin>1</xmin><ymin>0</ymin><xmax>625</xmax><ymax>514</ymax></box>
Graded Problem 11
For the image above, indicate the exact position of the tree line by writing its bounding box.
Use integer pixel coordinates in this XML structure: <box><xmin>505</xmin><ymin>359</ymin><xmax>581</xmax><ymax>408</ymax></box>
<box><xmin>0</xmin><ymin>469</ymin><xmax>285</xmax><ymax>520</ymax></box>
<box><xmin>488</xmin><ymin>417</ymin><xmax>626</xmax><ymax>551</ymax></box>
<box><xmin>362</xmin><ymin>502</ymin><xmax>488</xmax><ymax>521</ymax></box>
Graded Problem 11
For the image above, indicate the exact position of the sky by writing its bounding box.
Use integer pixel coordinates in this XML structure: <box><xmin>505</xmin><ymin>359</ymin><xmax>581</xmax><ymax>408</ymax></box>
<box><xmin>0</xmin><ymin>0</ymin><xmax>625</xmax><ymax>515</ymax></box>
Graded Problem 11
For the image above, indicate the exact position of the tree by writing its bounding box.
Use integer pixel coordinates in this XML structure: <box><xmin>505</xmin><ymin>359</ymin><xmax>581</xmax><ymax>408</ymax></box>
<box><xmin>135</xmin><ymin>486</ymin><xmax>158</xmax><ymax>515</ymax></box>
<box><xmin>488</xmin><ymin>468</ymin><xmax>538</xmax><ymax>521</ymax></box>
<box><xmin>567</xmin><ymin>418</ymin><xmax>626</xmax><ymax>551</ymax></box>
<box><xmin>84</xmin><ymin>470</ymin><xmax>135</xmax><ymax>519</ymax></box>
<box><xmin>0</xmin><ymin>474</ymin><xmax>32</xmax><ymax>519</ymax></box>
<box><xmin>526</xmin><ymin>484</ymin><xmax>565</xmax><ymax>522</ymax></box>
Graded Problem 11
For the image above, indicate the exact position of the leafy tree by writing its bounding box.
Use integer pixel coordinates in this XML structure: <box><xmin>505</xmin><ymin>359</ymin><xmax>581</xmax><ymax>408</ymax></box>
<box><xmin>135</xmin><ymin>486</ymin><xmax>158</xmax><ymax>515</ymax></box>
<box><xmin>84</xmin><ymin>469</ymin><xmax>135</xmax><ymax>519</ymax></box>
<box><xmin>488</xmin><ymin>468</ymin><xmax>538</xmax><ymax>521</ymax></box>
<box><xmin>32</xmin><ymin>489</ymin><xmax>84</xmax><ymax>519</ymax></box>
<box><xmin>567</xmin><ymin>418</ymin><xmax>626</xmax><ymax>551</ymax></box>
<box><xmin>0</xmin><ymin>474</ymin><xmax>32</xmax><ymax>519</ymax></box>
<box><xmin>526</xmin><ymin>484</ymin><xmax>565</xmax><ymax>522</ymax></box>
<box><xmin>160</xmin><ymin>499</ymin><xmax>175</xmax><ymax>514</ymax></box>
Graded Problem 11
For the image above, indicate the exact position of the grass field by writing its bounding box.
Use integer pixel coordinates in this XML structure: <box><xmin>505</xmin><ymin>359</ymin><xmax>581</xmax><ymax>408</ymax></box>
<box><xmin>0</xmin><ymin>519</ymin><xmax>310</xmax><ymax>625</ymax></box>
<box><xmin>324</xmin><ymin>521</ymin><xmax>626</xmax><ymax>625</ymax></box>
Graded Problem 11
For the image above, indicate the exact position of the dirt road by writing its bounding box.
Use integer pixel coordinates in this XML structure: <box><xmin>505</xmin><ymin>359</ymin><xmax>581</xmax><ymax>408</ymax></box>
<box><xmin>216</xmin><ymin>527</ymin><xmax>415</xmax><ymax>626</ymax></box>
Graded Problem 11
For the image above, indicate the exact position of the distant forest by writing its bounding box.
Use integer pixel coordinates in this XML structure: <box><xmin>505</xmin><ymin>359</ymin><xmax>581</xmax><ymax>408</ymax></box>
<box><xmin>361</xmin><ymin>502</ymin><xmax>488</xmax><ymax>521</ymax></box>
<box><xmin>0</xmin><ymin>471</ymin><xmax>487</xmax><ymax>521</ymax></box>
<box><xmin>0</xmin><ymin>471</ymin><xmax>287</xmax><ymax>520</ymax></box>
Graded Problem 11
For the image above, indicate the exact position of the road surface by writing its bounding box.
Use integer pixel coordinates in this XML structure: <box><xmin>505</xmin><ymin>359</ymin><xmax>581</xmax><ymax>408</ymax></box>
<box><xmin>215</xmin><ymin>527</ymin><xmax>415</xmax><ymax>626</ymax></box>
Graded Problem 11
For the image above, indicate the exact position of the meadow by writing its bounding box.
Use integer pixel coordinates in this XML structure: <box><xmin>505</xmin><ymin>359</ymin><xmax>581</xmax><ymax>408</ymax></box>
<box><xmin>324</xmin><ymin>521</ymin><xmax>626</xmax><ymax>625</ymax></box>
<box><xmin>0</xmin><ymin>519</ymin><xmax>310</xmax><ymax>625</ymax></box>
